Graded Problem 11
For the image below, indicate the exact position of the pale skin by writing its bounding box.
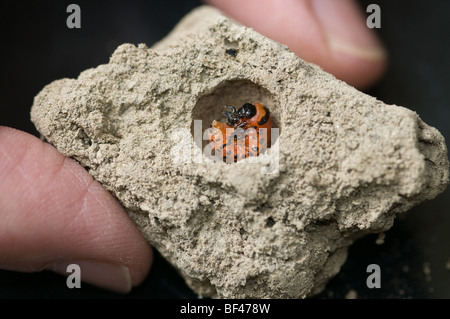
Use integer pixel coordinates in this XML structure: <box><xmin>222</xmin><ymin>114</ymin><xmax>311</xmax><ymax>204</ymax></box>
<box><xmin>0</xmin><ymin>0</ymin><xmax>387</xmax><ymax>293</ymax></box>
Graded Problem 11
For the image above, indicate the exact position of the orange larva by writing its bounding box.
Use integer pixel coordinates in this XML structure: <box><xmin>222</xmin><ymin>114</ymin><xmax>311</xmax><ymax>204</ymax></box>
<box><xmin>207</xmin><ymin>102</ymin><xmax>272</xmax><ymax>163</ymax></box>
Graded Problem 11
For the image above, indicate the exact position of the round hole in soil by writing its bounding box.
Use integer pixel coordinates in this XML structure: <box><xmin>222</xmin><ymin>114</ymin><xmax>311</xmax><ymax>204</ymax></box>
<box><xmin>191</xmin><ymin>79</ymin><xmax>279</xmax><ymax>154</ymax></box>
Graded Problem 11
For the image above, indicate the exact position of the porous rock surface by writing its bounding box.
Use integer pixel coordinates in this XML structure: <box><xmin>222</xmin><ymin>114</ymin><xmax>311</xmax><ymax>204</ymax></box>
<box><xmin>31</xmin><ymin>6</ymin><xmax>449</xmax><ymax>298</ymax></box>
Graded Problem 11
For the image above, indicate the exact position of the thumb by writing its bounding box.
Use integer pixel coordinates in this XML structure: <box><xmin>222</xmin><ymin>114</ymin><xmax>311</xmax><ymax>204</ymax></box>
<box><xmin>0</xmin><ymin>127</ymin><xmax>152</xmax><ymax>293</ymax></box>
<box><xmin>205</xmin><ymin>0</ymin><xmax>387</xmax><ymax>90</ymax></box>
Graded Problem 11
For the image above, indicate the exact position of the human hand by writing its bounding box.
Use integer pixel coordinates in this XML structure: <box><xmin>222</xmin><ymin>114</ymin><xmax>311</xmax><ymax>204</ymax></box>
<box><xmin>0</xmin><ymin>127</ymin><xmax>152</xmax><ymax>293</ymax></box>
<box><xmin>205</xmin><ymin>0</ymin><xmax>387</xmax><ymax>90</ymax></box>
<box><xmin>0</xmin><ymin>0</ymin><xmax>387</xmax><ymax>294</ymax></box>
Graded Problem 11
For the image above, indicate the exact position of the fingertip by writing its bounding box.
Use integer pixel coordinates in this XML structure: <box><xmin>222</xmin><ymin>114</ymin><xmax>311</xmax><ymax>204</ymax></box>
<box><xmin>0</xmin><ymin>127</ymin><xmax>152</xmax><ymax>292</ymax></box>
<box><xmin>310</xmin><ymin>0</ymin><xmax>388</xmax><ymax>89</ymax></box>
<box><xmin>204</xmin><ymin>0</ymin><xmax>387</xmax><ymax>89</ymax></box>
<box><xmin>328</xmin><ymin>48</ymin><xmax>388</xmax><ymax>90</ymax></box>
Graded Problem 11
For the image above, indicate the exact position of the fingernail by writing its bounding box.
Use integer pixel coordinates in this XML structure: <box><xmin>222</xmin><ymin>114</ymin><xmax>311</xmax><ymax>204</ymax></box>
<box><xmin>311</xmin><ymin>0</ymin><xmax>387</xmax><ymax>61</ymax></box>
<box><xmin>50</xmin><ymin>260</ymin><xmax>132</xmax><ymax>294</ymax></box>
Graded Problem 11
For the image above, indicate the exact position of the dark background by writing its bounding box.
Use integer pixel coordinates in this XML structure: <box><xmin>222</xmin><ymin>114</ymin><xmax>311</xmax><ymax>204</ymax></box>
<box><xmin>0</xmin><ymin>0</ymin><xmax>449</xmax><ymax>298</ymax></box>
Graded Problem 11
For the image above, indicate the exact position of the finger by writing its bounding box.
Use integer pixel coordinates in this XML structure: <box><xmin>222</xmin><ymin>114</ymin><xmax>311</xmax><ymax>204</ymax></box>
<box><xmin>205</xmin><ymin>0</ymin><xmax>387</xmax><ymax>90</ymax></box>
<box><xmin>0</xmin><ymin>127</ymin><xmax>152</xmax><ymax>293</ymax></box>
